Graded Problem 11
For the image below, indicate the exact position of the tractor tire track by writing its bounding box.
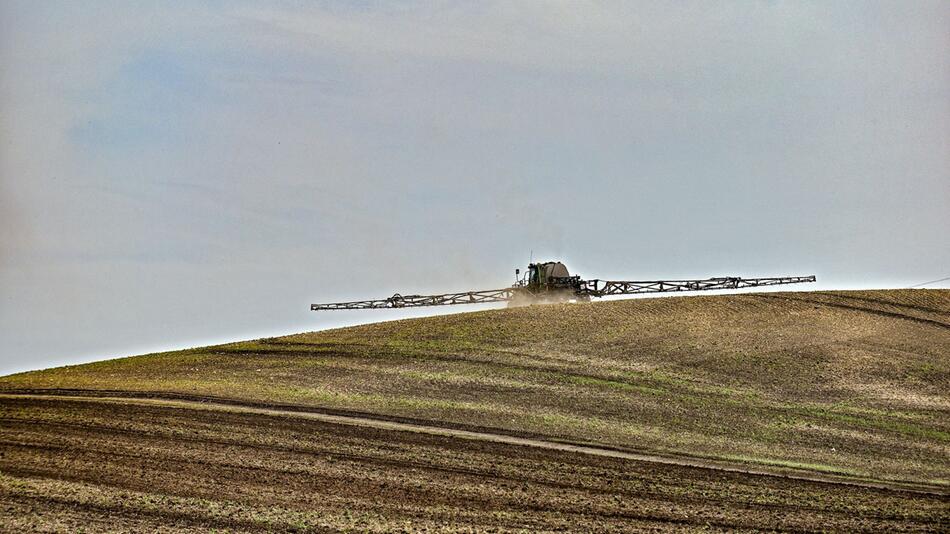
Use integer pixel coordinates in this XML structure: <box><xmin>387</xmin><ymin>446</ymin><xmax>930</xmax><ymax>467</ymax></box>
<box><xmin>0</xmin><ymin>435</ymin><xmax>916</xmax><ymax>525</ymax></box>
<box><xmin>1</xmin><ymin>392</ymin><xmax>945</xmax><ymax>497</ymax></box>
<box><xmin>752</xmin><ymin>294</ymin><xmax>950</xmax><ymax>330</ymax></box>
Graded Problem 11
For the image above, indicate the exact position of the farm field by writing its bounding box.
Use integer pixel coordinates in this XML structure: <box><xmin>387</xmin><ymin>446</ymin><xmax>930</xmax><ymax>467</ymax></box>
<box><xmin>1</xmin><ymin>289</ymin><xmax>949</xmax><ymax>531</ymax></box>
<box><xmin>1</xmin><ymin>395</ymin><xmax>946</xmax><ymax>532</ymax></box>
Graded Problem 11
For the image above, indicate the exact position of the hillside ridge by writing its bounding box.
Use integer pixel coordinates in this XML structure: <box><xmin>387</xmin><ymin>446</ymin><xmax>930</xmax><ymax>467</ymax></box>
<box><xmin>3</xmin><ymin>289</ymin><xmax>948</xmax><ymax>485</ymax></box>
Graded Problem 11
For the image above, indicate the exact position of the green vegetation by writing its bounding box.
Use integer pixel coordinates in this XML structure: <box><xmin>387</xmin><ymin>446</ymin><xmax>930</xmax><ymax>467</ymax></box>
<box><xmin>3</xmin><ymin>289</ymin><xmax>948</xmax><ymax>485</ymax></box>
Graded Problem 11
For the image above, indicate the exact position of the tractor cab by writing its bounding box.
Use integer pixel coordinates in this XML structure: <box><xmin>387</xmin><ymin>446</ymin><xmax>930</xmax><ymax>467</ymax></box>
<box><xmin>510</xmin><ymin>261</ymin><xmax>586</xmax><ymax>306</ymax></box>
<box><xmin>519</xmin><ymin>262</ymin><xmax>574</xmax><ymax>292</ymax></box>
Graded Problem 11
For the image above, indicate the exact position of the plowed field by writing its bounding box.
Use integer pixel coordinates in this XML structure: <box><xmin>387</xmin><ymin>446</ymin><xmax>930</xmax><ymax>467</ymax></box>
<box><xmin>2</xmin><ymin>396</ymin><xmax>947</xmax><ymax>532</ymax></box>
<box><xmin>2</xmin><ymin>289</ymin><xmax>948</xmax><ymax>531</ymax></box>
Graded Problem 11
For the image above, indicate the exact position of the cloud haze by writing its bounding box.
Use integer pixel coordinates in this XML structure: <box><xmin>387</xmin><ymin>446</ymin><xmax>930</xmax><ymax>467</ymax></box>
<box><xmin>1</xmin><ymin>1</ymin><xmax>948</xmax><ymax>374</ymax></box>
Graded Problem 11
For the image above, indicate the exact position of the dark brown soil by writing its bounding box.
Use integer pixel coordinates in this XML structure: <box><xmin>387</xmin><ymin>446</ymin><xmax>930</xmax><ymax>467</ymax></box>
<box><xmin>2</xmin><ymin>396</ymin><xmax>947</xmax><ymax>533</ymax></box>
<box><xmin>4</xmin><ymin>290</ymin><xmax>947</xmax><ymax>485</ymax></box>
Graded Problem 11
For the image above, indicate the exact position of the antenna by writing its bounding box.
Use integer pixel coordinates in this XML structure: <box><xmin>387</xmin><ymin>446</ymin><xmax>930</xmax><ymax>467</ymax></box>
<box><xmin>529</xmin><ymin>250</ymin><xmax>533</xmax><ymax>265</ymax></box>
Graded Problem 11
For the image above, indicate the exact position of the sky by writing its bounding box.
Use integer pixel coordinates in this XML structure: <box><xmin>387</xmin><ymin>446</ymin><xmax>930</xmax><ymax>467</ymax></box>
<box><xmin>1</xmin><ymin>1</ymin><xmax>948</xmax><ymax>375</ymax></box>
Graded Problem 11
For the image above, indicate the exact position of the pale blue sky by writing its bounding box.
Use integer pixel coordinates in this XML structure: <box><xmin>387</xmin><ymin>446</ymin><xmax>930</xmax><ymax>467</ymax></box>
<box><xmin>1</xmin><ymin>1</ymin><xmax>948</xmax><ymax>374</ymax></box>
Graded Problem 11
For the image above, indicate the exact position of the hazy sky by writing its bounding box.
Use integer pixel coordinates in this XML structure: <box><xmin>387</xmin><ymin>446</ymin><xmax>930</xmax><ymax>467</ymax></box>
<box><xmin>1</xmin><ymin>1</ymin><xmax>948</xmax><ymax>375</ymax></box>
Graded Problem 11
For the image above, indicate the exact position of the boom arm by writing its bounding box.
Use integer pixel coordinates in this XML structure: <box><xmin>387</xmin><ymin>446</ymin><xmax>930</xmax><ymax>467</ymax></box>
<box><xmin>578</xmin><ymin>275</ymin><xmax>816</xmax><ymax>297</ymax></box>
<box><xmin>311</xmin><ymin>288</ymin><xmax>515</xmax><ymax>310</ymax></box>
<box><xmin>310</xmin><ymin>275</ymin><xmax>815</xmax><ymax>311</ymax></box>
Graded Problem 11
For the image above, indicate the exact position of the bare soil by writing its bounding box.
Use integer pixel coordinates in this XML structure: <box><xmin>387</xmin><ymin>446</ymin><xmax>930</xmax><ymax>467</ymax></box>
<box><xmin>2</xmin><ymin>396</ymin><xmax>947</xmax><ymax>532</ymax></box>
<box><xmin>3</xmin><ymin>290</ymin><xmax>947</xmax><ymax>484</ymax></box>
<box><xmin>1</xmin><ymin>289</ymin><xmax>948</xmax><ymax>531</ymax></box>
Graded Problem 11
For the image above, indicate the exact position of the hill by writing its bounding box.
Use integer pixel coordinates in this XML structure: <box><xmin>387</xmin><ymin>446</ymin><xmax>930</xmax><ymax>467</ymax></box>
<box><xmin>1</xmin><ymin>289</ymin><xmax>948</xmax><ymax>531</ymax></box>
